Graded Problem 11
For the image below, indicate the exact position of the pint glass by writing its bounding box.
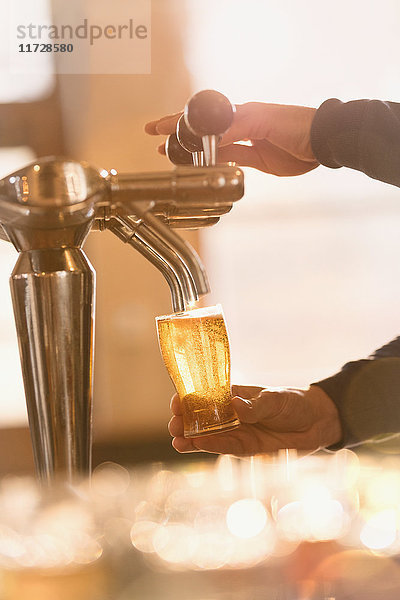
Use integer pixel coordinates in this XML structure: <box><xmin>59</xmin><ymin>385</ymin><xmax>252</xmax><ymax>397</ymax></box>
<box><xmin>156</xmin><ymin>305</ymin><xmax>240</xmax><ymax>438</ymax></box>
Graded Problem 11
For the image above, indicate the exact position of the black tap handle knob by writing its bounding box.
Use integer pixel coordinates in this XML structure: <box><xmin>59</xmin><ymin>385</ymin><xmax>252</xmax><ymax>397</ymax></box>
<box><xmin>165</xmin><ymin>133</ymin><xmax>193</xmax><ymax>165</ymax></box>
<box><xmin>176</xmin><ymin>115</ymin><xmax>203</xmax><ymax>153</ymax></box>
<box><xmin>184</xmin><ymin>90</ymin><xmax>235</xmax><ymax>137</ymax></box>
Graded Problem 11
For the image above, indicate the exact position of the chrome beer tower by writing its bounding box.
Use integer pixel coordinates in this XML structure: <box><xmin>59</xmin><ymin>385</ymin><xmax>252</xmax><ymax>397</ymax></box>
<box><xmin>0</xmin><ymin>90</ymin><xmax>244</xmax><ymax>485</ymax></box>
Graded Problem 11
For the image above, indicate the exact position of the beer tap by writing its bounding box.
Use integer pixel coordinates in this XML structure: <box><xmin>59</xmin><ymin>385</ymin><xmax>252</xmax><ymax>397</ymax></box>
<box><xmin>184</xmin><ymin>90</ymin><xmax>235</xmax><ymax>166</ymax></box>
<box><xmin>160</xmin><ymin>145</ymin><xmax>233</xmax><ymax>226</ymax></box>
<box><xmin>0</xmin><ymin>90</ymin><xmax>244</xmax><ymax>486</ymax></box>
<box><xmin>176</xmin><ymin>115</ymin><xmax>204</xmax><ymax>166</ymax></box>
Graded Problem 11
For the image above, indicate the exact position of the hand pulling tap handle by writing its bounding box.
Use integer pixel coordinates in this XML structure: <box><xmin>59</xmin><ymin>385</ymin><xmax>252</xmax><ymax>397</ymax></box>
<box><xmin>184</xmin><ymin>90</ymin><xmax>235</xmax><ymax>166</ymax></box>
<box><xmin>176</xmin><ymin>115</ymin><xmax>204</xmax><ymax>166</ymax></box>
<box><xmin>165</xmin><ymin>133</ymin><xmax>193</xmax><ymax>166</ymax></box>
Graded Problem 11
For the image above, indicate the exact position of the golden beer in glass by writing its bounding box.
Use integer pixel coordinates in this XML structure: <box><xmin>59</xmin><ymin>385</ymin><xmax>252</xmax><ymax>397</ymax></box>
<box><xmin>156</xmin><ymin>304</ymin><xmax>240</xmax><ymax>438</ymax></box>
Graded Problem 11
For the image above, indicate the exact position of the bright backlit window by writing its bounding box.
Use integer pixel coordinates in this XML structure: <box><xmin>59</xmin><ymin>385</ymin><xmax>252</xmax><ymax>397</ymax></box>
<box><xmin>0</xmin><ymin>148</ymin><xmax>36</xmax><ymax>425</ymax></box>
<box><xmin>0</xmin><ymin>0</ymin><xmax>54</xmax><ymax>102</ymax></box>
<box><xmin>0</xmin><ymin>0</ymin><xmax>54</xmax><ymax>427</ymax></box>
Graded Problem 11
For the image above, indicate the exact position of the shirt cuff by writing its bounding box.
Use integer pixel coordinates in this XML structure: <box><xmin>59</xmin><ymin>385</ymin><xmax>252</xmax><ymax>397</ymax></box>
<box><xmin>313</xmin><ymin>357</ymin><xmax>400</xmax><ymax>448</ymax></box>
<box><xmin>310</xmin><ymin>98</ymin><xmax>368</xmax><ymax>170</ymax></box>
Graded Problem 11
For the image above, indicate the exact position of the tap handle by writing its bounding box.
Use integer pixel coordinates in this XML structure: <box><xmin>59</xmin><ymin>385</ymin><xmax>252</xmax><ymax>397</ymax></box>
<box><xmin>176</xmin><ymin>115</ymin><xmax>203</xmax><ymax>153</ymax></box>
<box><xmin>165</xmin><ymin>133</ymin><xmax>193</xmax><ymax>165</ymax></box>
<box><xmin>184</xmin><ymin>90</ymin><xmax>235</xmax><ymax>166</ymax></box>
<box><xmin>184</xmin><ymin>90</ymin><xmax>235</xmax><ymax>138</ymax></box>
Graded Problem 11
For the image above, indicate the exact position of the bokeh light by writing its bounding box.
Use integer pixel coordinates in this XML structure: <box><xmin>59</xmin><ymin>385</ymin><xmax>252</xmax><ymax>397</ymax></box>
<box><xmin>360</xmin><ymin>510</ymin><xmax>398</xmax><ymax>551</ymax></box>
<box><xmin>0</xmin><ymin>454</ymin><xmax>399</xmax><ymax>583</ymax></box>
<box><xmin>226</xmin><ymin>499</ymin><xmax>268</xmax><ymax>539</ymax></box>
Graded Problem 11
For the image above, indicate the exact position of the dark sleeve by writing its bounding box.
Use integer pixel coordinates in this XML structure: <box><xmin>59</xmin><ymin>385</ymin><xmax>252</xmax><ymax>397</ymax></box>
<box><xmin>310</xmin><ymin>98</ymin><xmax>400</xmax><ymax>188</ymax></box>
<box><xmin>313</xmin><ymin>339</ymin><xmax>400</xmax><ymax>448</ymax></box>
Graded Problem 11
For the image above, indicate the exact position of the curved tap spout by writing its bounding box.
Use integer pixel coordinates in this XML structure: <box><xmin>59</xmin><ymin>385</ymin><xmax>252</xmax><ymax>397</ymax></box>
<box><xmin>127</xmin><ymin>206</ymin><xmax>209</xmax><ymax>297</ymax></box>
<box><xmin>108</xmin><ymin>216</ymin><xmax>197</xmax><ymax>312</ymax></box>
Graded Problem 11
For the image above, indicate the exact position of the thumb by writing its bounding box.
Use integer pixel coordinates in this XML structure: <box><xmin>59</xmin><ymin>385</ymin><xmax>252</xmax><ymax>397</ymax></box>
<box><xmin>232</xmin><ymin>388</ymin><xmax>298</xmax><ymax>425</ymax></box>
<box><xmin>231</xmin><ymin>394</ymin><xmax>261</xmax><ymax>423</ymax></box>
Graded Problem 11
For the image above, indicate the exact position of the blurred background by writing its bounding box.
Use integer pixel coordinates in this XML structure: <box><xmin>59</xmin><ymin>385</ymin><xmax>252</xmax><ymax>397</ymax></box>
<box><xmin>1</xmin><ymin>0</ymin><xmax>400</xmax><ymax>474</ymax></box>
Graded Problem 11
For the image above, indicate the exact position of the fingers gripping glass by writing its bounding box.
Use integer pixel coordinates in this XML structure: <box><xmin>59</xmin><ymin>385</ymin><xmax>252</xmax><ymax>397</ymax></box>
<box><xmin>156</xmin><ymin>305</ymin><xmax>240</xmax><ymax>438</ymax></box>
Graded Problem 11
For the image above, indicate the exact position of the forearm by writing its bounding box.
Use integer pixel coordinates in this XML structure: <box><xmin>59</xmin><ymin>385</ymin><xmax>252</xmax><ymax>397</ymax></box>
<box><xmin>314</xmin><ymin>337</ymin><xmax>400</xmax><ymax>447</ymax></box>
<box><xmin>311</xmin><ymin>98</ymin><xmax>400</xmax><ymax>188</ymax></box>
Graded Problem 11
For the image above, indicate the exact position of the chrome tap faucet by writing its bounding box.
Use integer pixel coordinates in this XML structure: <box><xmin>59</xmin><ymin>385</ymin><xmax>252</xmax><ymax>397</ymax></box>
<box><xmin>0</xmin><ymin>90</ymin><xmax>244</xmax><ymax>485</ymax></box>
